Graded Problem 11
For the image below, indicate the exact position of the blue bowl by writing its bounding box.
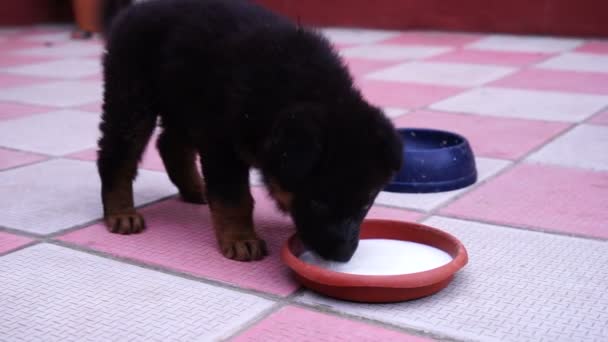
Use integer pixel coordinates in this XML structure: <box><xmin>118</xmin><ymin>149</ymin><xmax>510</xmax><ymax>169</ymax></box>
<box><xmin>385</xmin><ymin>128</ymin><xmax>477</xmax><ymax>193</ymax></box>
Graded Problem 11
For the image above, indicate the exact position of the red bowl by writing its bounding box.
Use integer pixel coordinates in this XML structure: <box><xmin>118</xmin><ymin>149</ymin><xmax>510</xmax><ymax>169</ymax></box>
<box><xmin>281</xmin><ymin>219</ymin><xmax>469</xmax><ymax>303</ymax></box>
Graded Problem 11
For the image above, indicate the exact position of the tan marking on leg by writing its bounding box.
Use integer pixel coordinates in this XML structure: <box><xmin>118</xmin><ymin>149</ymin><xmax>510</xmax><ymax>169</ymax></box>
<box><xmin>267</xmin><ymin>179</ymin><xmax>293</xmax><ymax>213</ymax></box>
<box><xmin>210</xmin><ymin>192</ymin><xmax>267</xmax><ymax>261</ymax></box>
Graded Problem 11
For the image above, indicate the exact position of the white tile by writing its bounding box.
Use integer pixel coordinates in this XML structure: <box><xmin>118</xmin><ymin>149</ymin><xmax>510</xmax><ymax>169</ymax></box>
<box><xmin>20</xmin><ymin>31</ymin><xmax>71</xmax><ymax>43</ymax></box>
<box><xmin>0</xmin><ymin>159</ymin><xmax>176</xmax><ymax>235</ymax></box>
<box><xmin>297</xmin><ymin>217</ymin><xmax>608</xmax><ymax>342</ymax></box>
<box><xmin>320</xmin><ymin>28</ymin><xmax>401</xmax><ymax>45</ymax></box>
<box><xmin>383</xmin><ymin>107</ymin><xmax>409</xmax><ymax>119</ymax></box>
<box><xmin>467</xmin><ymin>35</ymin><xmax>582</xmax><ymax>53</ymax></box>
<box><xmin>537</xmin><ymin>52</ymin><xmax>608</xmax><ymax>73</ymax></box>
<box><xmin>375</xmin><ymin>157</ymin><xmax>510</xmax><ymax>211</ymax></box>
<box><xmin>0</xmin><ymin>244</ymin><xmax>273</xmax><ymax>341</ymax></box>
<box><xmin>367</xmin><ymin>61</ymin><xmax>515</xmax><ymax>86</ymax></box>
<box><xmin>527</xmin><ymin>124</ymin><xmax>608</xmax><ymax>171</ymax></box>
<box><xmin>0</xmin><ymin>58</ymin><xmax>101</xmax><ymax>79</ymax></box>
<box><xmin>431</xmin><ymin>87</ymin><xmax>608</xmax><ymax>122</ymax></box>
<box><xmin>0</xmin><ymin>110</ymin><xmax>99</xmax><ymax>155</ymax></box>
<box><xmin>12</xmin><ymin>41</ymin><xmax>102</xmax><ymax>57</ymax></box>
<box><xmin>341</xmin><ymin>44</ymin><xmax>450</xmax><ymax>61</ymax></box>
<box><xmin>0</xmin><ymin>81</ymin><xmax>102</xmax><ymax>107</ymax></box>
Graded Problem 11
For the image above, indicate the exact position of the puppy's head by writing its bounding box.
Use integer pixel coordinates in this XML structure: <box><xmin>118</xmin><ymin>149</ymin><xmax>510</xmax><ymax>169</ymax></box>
<box><xmin>262</xmin><ymin>100</ymin><xmax>403</xmax><ymax>261</ymax></box>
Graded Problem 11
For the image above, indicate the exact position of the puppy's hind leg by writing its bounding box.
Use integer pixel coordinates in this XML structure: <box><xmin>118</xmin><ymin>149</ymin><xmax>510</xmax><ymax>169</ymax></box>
<box><xmin>97</xmin><ymin>90</ymin><xmax>157</xmax><ymax>235</ymax></box>
<box><xmin>157</xmin><ymin>130</ymin><xmax>206</xmax><ymax>204</ymax></box>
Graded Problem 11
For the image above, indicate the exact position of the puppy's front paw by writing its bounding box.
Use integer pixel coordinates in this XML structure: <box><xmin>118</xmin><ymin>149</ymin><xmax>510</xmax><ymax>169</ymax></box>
<box><xmin>220</xmin><ymin>238</ymin><xmax>268</xmax><ymax>261</ymax></box>
<box><xmin>104</xmin><ymin>212</ymin><xmax>146</xmax><ymax>235</ymax></box>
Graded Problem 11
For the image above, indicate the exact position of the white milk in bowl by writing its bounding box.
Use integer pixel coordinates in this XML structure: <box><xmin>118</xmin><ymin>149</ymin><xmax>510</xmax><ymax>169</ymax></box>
<box><xmin>299</xmin><ymin>239</ymin><xmax>453</xmax><ymax>276</ymax></box>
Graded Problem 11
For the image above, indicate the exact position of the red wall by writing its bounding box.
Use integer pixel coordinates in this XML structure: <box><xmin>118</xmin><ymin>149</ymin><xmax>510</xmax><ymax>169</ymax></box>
<box><xmin>2</xmin><ymin>0</ymin><xmax>606</xmax><ymax>37</ymax></box>
<box><xmin>255</xmin><ymin>0</ymin><xmax>608</xmax><ymax>37</ymax></box>
<box><xmin>0</xmin><ymin>0</ymin><xmax>71</xmax><ymax>26</ymax></box>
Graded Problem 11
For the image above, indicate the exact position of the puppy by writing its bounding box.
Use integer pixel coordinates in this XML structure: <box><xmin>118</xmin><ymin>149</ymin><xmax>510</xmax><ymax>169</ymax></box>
<box><xmin>98</xmin><ymin>0</ymin><xmax>403</xmax><ymax>262</ymax></box>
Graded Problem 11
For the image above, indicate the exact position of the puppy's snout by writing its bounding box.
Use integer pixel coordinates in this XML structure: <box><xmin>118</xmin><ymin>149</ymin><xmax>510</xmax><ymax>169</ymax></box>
<box><xmin>329</xmin><ymin>239</ymin><xmax>358</xmax><ymax>262</ymax></box>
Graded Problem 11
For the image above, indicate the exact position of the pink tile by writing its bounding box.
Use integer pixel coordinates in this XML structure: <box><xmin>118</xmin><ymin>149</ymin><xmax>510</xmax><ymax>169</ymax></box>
<box><xmin>81</xmin><ymin>73</ymin><xmax>103</xmax><ymax>82</ymax></box>
<box><xmin>358</xmin><ymin>79</ymin><xmax>464</xmax><ymax>109</ymax></box>
<box><xmin>0</xmin><ymin>74</ymin><xmax>55</xmax><ymax>88</ymax></box>
<box><xmin>0</xmin><ymin>102</ymin><xmax>54</xmax><ymax>120</ymax></box>
<box><xmin>0</xmin><ymin>231</ymin><xmax>33</xmax><ymax>254</ymax></box>
<box><xmin>442</xmin><ymin>163</ymin><xmax>608</xmax><ymax>239</ymax></box>
<box><xmin>58</xmin><ymin>188</ymin><xmax>299</xmax><ymax>296</ymax></box>
<box><xmin>0</xmin><ymin>148</ymin><xmax>47</xmax><ymax>170</ymax></box>
<box><xmin>589</xmin><ymin>111</ymin><xmax>608</xmax><ymax>125</ymax></box>
<box><xmin>575</xmin><ymin>41</ymin><xmax>608</xmax><ymax>55</ymax></box>
<box><xmin>367</xmin><ymin>205</ymin><xmax>423</xmax><ymax>222</ymax></box>
<box><xmin>232</xmin><ymin>306</ymin><xmax>430</xmax><ymax>342</ymax></box>
<box><xmin>0</xmin><ymin>39</ymin><xmax>47</xmax><ymax>51</ymax></box>
<box><xmin>344</xmin><ymin>58</ymin><xmax>401</xmax><ymax>78</ymax></box>
<box><xmin>68</xmin><ymin>133</ymin><xmax>165</xmax><ymax>172</ymax></box>
<box><xmin>429</xmin><ymin>50</ymin><xmax>551</xmax><ymax>66</ymax></box>
<box><xmin>383</xmin><ymin>32</ymin><xmax>481</xmax><ymax>47</ymax></box>
<box><xmin>75</xmin><ymin>101</ymin><xmax>102</xmax><ymax>114</ymax></box>
<box><xmin>0</xmin><ymin>54</ymin><xmax>56</xmax><ymax>68</ymax></box>
<box><xmin>393</xmin><ymin>110</ymin><xmax>570</xmax><ymax>160</ymax></box>
<box><xmin>491</xmin><ymin>69</ymin><xmax>608</xmax><ymax>94</ymax></box>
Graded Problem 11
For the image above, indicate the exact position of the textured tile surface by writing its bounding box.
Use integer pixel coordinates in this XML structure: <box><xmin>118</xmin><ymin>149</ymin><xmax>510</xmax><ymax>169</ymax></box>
<box><xmin>59</xmin><ymin>188</ymin><xmax>299</xmax><ymax>296</ymax></box>
<box><xmin>68</xmin><ymin>131</ymin><xmax>166</xmax><ymax>172</ymax></box>
<box><xmin>590</xmin><ymin>111</ymin><xmax>608</xmax><ymax>125</ymax></box>
<box><xmin>321</xmin><ymin>28</ymin><xmax>400</xmax><ymax>45</ymax></box>
<box><xmin>368</xmin><ymin>61</ymin><xmax>515</xmax><ymax>87</ymax></box>
<box><xmin>467</xmin><ymin>35</ymin><xmax>582</xmax><ymax>53</ymax></box>
<box><xmin>0</xmin><ymin>243</ymin><xmax>273</xmax><ymax>341</ymax></box>
<box><xmin>431</xmin><ymin>87</ymin><xmax>608</xmax><ymax>122</ymax></box>
<box><xmin>527</xmin><ymin>124</ymin><xmax>608</xmax><ymax>171</ymax></box>
<box><xmin>232</xmin><ymin>306</ymin><xmax>430</xmax><ymax>342</ymax></box>
<box><xmin>393</xmin><ymin>110</ymin><xmax>569</xmax><ymax>160</ymax></box>
<box><xmin>0</xmin><ymin>73</ymin><xmax>51</xmax><ymax>88</ymax></box>
<box><xmin>382</xmin><ymin>32</ymin><xmax>480</xmax><ymax>47</ymax></box>
<box><xmin>342</xmin><ymin>44</ymin><xmax>450</xmax><ymax>61</ymax></box>
<box><xmin>0</xmin><ymin>159</ymin><xmax>176</xmax><ymax>235</ymax></box>
<box><xmin>375</xmin><ymin>157</ymin><xmax>511</xmax><ymax>211</ymax></box>
<box><xmin>11</xmin><ymin>41</ymin><xmax>103</xmax><ymax>58</ymax></box>
<box><xmin>442</xmin><ymin>163</ymin><xmax>608</xmax><ymax>238</ymax></box>
<box><xmin>298</xmin><ymin>216</ymin><xmax>608</xmax><ymax>342</ymax></box>
<box><xmin>0</xmin><ymin>102</ymin><xmax>53</xmax><ymax>121</ymax></box>
<box><xmin>491</xmin><ymin>69</ymin><xmax>608</xmax><ymax>94</ymax></box>
<box><xmin>0</xmin><ymin>231</ymin><xmax>32</xmax><ymax>254</ymax></box>
<box><xmin>0</xmin><ymin>80</ymin><xmax>102</xmax><ymax>107</ymax></box>
<box><xmin>538</xmin><ymin>52</ymin><xmax>608</xmax><ymax>73</ymax></box>
<box><xmin>359</xmin><ymin>79</ymin><xmax>463</xmax><ymax>109</ymax></box>
<box><xmin>0</xmin><ymin>147</ymin><xmax>46</xmax><ymax>170</ymax></box>
<box><xmin>428</xmin><ymin>49</ymin><xmax>550</xmax><ymax>66</ymax></box>
<box><xmin>1</xmin><ymin>58</ymin><xmax>101</xmax><ymax>79</ymax></box>
<box><xmin>575</xmin><ymin>41</ymin><xmax>608</xmax><ymax>54</ymax></box>
<box><xmin>0</xmin><ymin>110</ymin><xmax>100</xmax><ymax>155</ymax></box>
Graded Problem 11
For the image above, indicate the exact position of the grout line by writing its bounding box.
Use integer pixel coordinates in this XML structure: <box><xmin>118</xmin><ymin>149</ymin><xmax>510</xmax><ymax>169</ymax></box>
<box><xmin>288</xmin><ymin>301</ymin><xmax>464</xmax><ymax>342</ymax></box>
<box><xmin>425</xmin><ymin>213</ymin><xmax>608</xmax><ymax>243</ymax></box>
<box><xmin>0</xmin><ymin>240</ymin><xmax>41</xmax><ymax>257</ymax></box>
<box><xmin>419</xmin><ymin>124</ymin><xmax>577</xmax><ymax>217</ymax></box>
<box><xmin>219</xmin><ymin>302</ymin><xmax>287</xmax><ymax>341</ymax></box>
<box><xmin>47</xmin><ymin>239</ymin><xmax>285</xmax><ymax>302</ymax></box>
<box><xmin>0</xmin><ymin>154</ymin><xmax>56</xmax><ymax>172</ymax></box>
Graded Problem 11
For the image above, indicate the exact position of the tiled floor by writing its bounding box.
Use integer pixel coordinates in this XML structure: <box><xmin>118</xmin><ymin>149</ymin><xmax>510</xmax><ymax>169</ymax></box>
<box><xmin>0</xmin><ymin>26</ymin><xmax>607</xmax><ymax>341</ymax></box>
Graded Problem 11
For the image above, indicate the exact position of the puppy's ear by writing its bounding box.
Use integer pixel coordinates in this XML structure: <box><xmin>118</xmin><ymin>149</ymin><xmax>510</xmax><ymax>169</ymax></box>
<box><xmin>263</xmin><ymin>104</ymin><xmax>326</xmax><ymax>190</ymax></box>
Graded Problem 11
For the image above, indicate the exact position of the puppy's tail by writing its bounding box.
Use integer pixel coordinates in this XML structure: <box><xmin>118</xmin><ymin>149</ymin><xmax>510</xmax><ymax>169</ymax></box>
<box><xmin>101</xmin><ymin>0</ymin><xmax>134</xmax><ymax>36</ymax></box>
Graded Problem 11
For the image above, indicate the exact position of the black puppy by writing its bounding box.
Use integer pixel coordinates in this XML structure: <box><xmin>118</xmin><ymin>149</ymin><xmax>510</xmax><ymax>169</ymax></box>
<box><xmin>98</xmin><ymin>0</ymin><xmax>403</xmax><ymax>262</ymax></box>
